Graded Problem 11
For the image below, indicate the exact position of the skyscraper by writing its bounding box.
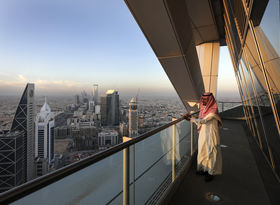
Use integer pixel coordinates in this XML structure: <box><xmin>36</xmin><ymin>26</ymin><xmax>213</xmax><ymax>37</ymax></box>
<box><xmin>35</xmin><ymin>98</ymin><xmax>55</xmax><ymax>176</ymax></box>
<box><xmin>101</xmin><ymin>90</ymin><xmax>120</xmax><ymax>126</ymax></box>
<box><xmin>129</xmin><ymin>98</ymin><xmax>138</xmax><ymax>138</ymax></box>
<box><xmin>0</xmin><ymin>131</ymin><xmax>24</xmax><ymax>193</ymax></box>
<box><xmin>92</xmin><ymin>84</ymin><xmax>98</xmax><ymax>105</ymax></box>
<box><xmin>10</xmin><ymin>83</ymin><xmax>35</xmax><ymax>181</ymax></box>
<box><xmin>119</xmin><ymin>123</ymin><xmax>128</xmax><ymax>137</ymax></box>
<box><xmin>88</xmin><ymin>100</ymin><xmax>95</xmax><ymax>111</ymax></box>
<box><xmin>81</xmin><ymin>90</ymin><xmax>88</xmax><ymax>104</ymax></box>
<box><xmin>74</xmin><ymin>95</ymin><xmax>80</xmax><ymax>105</ymax></box>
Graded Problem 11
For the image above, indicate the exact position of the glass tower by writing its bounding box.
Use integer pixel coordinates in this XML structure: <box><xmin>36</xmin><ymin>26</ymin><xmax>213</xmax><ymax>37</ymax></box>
<box><xmin>10</xmin><ymin>83</ymin><xmax>35</xmax><ymax>182</ymax></box>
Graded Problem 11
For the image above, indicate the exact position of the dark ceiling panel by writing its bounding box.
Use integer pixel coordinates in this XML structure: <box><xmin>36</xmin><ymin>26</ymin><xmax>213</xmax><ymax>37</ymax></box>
<box><xmin>186</xmin><ymin>0</ymin><xmax>215</xmax><ymax>27</ymax></box>
<box><xmin>198</xmin><ymin>24</ymin><xmax>220</xmax><ymax>42</ymax></box>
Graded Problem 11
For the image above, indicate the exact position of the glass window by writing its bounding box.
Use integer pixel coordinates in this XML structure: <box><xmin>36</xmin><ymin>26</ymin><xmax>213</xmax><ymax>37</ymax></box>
<box><xmin>260</xmin><ymin>0</ymin><xmax>280</xmax><ymax>55</ymax></box>
<box><xmin>242</xmin><ymin>26</ymin><xmax>280</xmax><ymax>176</ymax></box>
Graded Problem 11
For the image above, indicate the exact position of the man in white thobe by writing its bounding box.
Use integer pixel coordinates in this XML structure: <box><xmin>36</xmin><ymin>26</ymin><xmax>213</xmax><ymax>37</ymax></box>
<box><xmin>187</xmin><ymin>92</ymin><xmax>222</xmax><ymax>181</ymax></box>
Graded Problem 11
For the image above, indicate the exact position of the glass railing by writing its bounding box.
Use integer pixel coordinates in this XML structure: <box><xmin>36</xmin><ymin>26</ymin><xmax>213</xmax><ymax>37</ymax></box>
<box><xmin>218</xmin><ymin>101</ymin><xmax>245</xmax><ymax>119</ymax></box>
<box><xmin>217</xmin><ymin>101</ymin><xmax>242</xmax><ymax>112</ymax></box>
<box><xmin>0</xmin><ymin>116</ymin><xmax>198</xmax><ymax>205</ymax></box>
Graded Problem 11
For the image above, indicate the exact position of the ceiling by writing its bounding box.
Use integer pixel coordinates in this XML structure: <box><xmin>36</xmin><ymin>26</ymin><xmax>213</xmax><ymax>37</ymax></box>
<box><xmin>124</xmin><ymin>0</ymin><xmax>225</xmax><ymax>108</ymax></box>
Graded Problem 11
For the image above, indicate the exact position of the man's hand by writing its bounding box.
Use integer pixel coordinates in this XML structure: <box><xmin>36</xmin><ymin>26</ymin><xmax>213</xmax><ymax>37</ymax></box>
<box><xmin>184</xmin><ymin>113</ymin><xmax>191</xmax><ymax>121</ymax></box>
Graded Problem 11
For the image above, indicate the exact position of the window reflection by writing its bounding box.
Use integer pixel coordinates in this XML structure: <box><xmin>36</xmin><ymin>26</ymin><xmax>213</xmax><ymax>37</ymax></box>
<box><xmin>260</xmin><ymin>0</ymin><xmax>280</xmax><ymax>56</ymax></box>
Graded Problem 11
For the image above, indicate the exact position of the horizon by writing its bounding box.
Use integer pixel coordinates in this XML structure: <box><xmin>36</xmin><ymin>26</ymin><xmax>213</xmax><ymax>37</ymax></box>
<box><xmin>0</xmin><ymin>85</ymin><xmax>241</xmax><ymax>102</ymax></box>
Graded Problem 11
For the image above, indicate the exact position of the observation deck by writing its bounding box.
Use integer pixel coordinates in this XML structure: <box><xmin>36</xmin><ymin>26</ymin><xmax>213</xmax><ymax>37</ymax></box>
<box><xmin>1</xmin><ymin>0</ymin><xmax>280</xmax><ymax>204</ymax></box>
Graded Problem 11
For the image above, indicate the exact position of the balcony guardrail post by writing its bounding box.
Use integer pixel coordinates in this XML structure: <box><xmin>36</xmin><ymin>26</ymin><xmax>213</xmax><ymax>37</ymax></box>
<box><xmin>132</xmin><ymin>144</ymin><xmax>135</xmax><ymax>205</ymax></box>
<box><xmin>172</xmin><ymin>118</ymin><xmax>176</xmax><ymax>182</ymax></box>
<box><xmin>123</xmin><ymin>147</ymin><xmax>130</xmax><ymax>205</ymax></box>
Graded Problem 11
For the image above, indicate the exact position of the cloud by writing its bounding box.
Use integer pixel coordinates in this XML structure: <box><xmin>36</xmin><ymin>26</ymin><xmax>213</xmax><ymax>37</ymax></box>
<box><xmin>0</xmin><ymin>74</ymin><xmax>92</xmax><ymax>95</ymax></box>
<box><xmin>17</xmin><ymin>74</ymin><xmax>27</xmax><ymax>82</ymax></box>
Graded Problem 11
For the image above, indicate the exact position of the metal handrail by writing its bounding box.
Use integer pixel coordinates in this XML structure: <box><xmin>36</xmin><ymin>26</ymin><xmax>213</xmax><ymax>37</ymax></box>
<box><xmin>218</xmin><ymin>101</ymin><xmax>242</xmax><ymax>113</ymax></box>
<box><xmin>0</xmin><ymin>112</ymin><xmax>198</xmax><ymax>204</ymax></box>
<box><xmin>218</xmin><ymin>101</ymin><xmax>242</xmax><ymax>103</ymax></box>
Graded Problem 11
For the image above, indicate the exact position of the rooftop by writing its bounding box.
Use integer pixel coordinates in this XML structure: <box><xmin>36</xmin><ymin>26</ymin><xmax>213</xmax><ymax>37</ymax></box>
<box><xmin>106</xmin><ymin>89</ymin><xmax>116</xmax><ymax>95</ymax></box>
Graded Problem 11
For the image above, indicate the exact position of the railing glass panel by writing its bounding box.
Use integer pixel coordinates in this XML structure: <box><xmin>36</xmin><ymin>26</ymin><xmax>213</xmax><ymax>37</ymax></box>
<box><xmin>6</xmin><ymin>119</ymin><xmax>196</xmax><ymax>205</ymax></box>
<box><xmin>177</xmin><ymin>120</ymin><xmax>191</xmax><ymax>158</ymax></box>
<box><xmin>12</xmin><ymin>152</ymin><xmax>123</xmax><ymax>205</ymax></box>
<box><xmin>131</xmin><ymin>120</ymin><xmax>191</xmax><ymax>204</ymax></box>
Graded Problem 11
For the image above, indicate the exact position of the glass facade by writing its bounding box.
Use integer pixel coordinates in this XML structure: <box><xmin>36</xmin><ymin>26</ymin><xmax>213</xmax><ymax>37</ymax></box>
<box><xmin>0</xmin><ymin>132</ymin><xmax>24</xmax><ymax>193</ymax></box>
<box><xmin>258</xmin><ymin>0</ymin><xmax>280</xmax><ymax>131</ymax></box>
<box><xmin>260</xmin><ymin>0</ymin><xmax>280</xmax><ymax>56</ymax></box>
<box><xmin>224</xmin><ymin>0</ymin><xmax>280</xmax><ymax>177</ymax></box>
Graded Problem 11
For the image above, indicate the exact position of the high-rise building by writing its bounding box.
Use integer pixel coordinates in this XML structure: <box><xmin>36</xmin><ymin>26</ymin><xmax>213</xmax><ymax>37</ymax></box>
<box><xmin>88</xmin><ymin>100</ymin><xmax>95</xmax><ymax>111</ymax></box>
<box><xmin>95</xmin><ymin>105</ymin><xmax>101</xmax><ymax>114</ymax></box>
<box><xmin>92</xmin><ymin>84</ymin><xmax>98</xmax><ymax>104</ymax></box>
<box><xmin>101</xmin><ymin>90</ymin><xmax>120</xmax><ymax>126</ymax></box>
<box><xmin>129</xmin><ymin>98</ymin><xmax>138</xmax><ymax>138</ymax></box>
<box><xmin>81</xmin><ymin>90</ymin><xmax>88</xmax><ymax>104</ymax></box>
<box><xmin>35</xmin><ymin>98</ymin><xmax>55</xmax><ymax>176</ymax></box>
<box><xmin>10</xmin><ymin>83</ymin><xmax>35</xmax><ymax>181</ymax></box>
<box><xmin>0</xmin><ymin>131</ymin><xmax>25</xmax><ymax>193</ymax></box>
<box><xmin>98</xmin><ymin>129</ymin><xmax>119</xmax><ymax>150</ymax></box>
<box><xmin>74</xmin><ymin>95</ymin><xmax>80</xmax><ymax>105</ymax></box>
<box><xmin>119</xmin><ymin>123</ymin><xmax>128</xmax><ymax>137</ymax></box>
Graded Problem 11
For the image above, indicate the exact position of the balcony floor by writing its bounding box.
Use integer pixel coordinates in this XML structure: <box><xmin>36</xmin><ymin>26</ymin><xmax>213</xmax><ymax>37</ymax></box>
<box><xmin>169</xmin><ymin>120</ymin><xmax>271</xmax><ymax>205</ymax></box>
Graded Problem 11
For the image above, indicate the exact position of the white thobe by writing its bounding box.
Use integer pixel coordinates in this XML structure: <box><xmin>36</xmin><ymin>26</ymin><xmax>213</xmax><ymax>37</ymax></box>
<box><xmin>192</xmin><ymin>113</ymin><xmax>222</xmax><ymax>175</ymax></box>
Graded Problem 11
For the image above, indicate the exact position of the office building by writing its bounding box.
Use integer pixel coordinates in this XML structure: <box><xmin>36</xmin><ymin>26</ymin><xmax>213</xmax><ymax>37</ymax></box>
<box><xmin>88</xmin><ymin>100</ymin><xmax>95</xmax><ymax>112</ymax></box>
<box><xmin>92</xmin><ymin>84</ymin><xmax>99</xmax><ymax>105</ymax></box>
<box><xmin>101</xmin><ymin>90</ymin><xmax>120</xmax><ymax>126</ymax></box>
<box><xmin>54</xmin><ymin>126</ymin><xmax>72</xmax><ymax>139</ymax></box>
<box><xmin>98</xmin><ymin>129</ymin><xmax>119</xmax><ymax>150</ymax></box>
<box><xmin>74</xmin><ymin>95</ymin><xmax>80</xmax><ymax>105</ymax></box>
<box><xmin>128</xmin><ymin>98</ymin><xmax>138</xmax><ymax>138</ymax></box>
<box><xmin>35</xmin><ymin>99</ymin><xmax>55</xmax><ymax>176</ymax></box>
<box><xmin>81</xmin><ymin>90</ymin><xmax>89</xmax><ymax>104</ymax></box>
<box><xmin>95</xmin><ymin>105</ymin><xmax>101</xmax><ymax>115</ymax></box>
<box><xmin>120</xmin><ymin>123</ymin><xmax>128</xmax><ymax>137</ymax></box>
<box><xmin>10</xmin><ymin>83</ymin><xmax>35</xmax><ymax>182</ymax></box>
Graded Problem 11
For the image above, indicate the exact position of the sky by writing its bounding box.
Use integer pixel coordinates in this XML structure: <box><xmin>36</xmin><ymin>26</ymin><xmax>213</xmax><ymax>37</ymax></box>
<box><xmin>0</xmin><ymin>0</ymin><xmax>239</xmax><ymax>100</ymax></box>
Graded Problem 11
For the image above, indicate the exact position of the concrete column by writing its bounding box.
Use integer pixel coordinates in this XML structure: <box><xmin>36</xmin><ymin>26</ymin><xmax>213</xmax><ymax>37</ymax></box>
<box><xmin>196</xmin><ymin>42</ymin><xmax>220</xmax><ymax>98</ymax></box>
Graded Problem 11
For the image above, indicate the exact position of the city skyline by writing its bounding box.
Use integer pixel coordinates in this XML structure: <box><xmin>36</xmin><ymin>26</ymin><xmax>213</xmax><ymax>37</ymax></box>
<box><xmin>0</xmin><ymin>0</ymin><xmax>239</xmax><ymax>100</ymax></box>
